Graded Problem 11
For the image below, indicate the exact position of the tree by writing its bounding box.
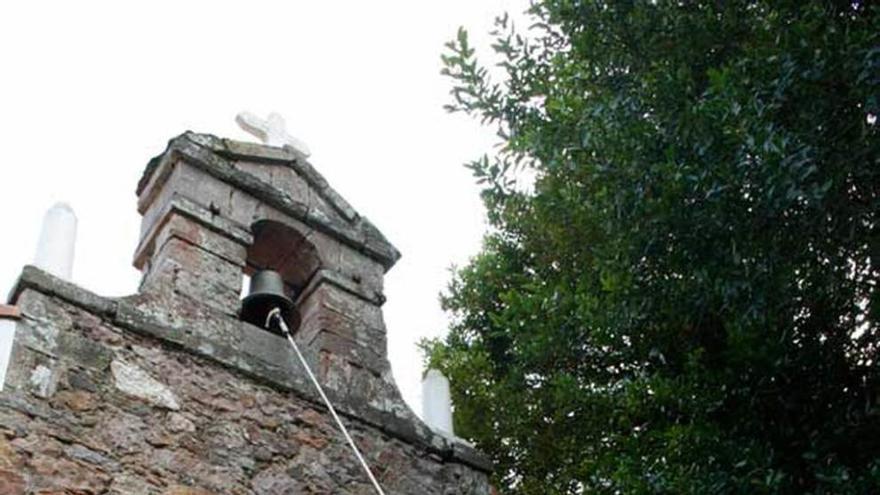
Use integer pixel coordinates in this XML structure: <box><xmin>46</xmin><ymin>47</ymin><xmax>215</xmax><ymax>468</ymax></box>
<box><xmin>424</xmin><ymin>2</ymin><xmax>880</xmax><ymax>493</ymax></box>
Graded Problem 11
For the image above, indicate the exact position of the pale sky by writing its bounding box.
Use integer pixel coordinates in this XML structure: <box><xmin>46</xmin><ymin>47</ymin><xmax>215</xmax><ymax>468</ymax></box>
<box><xmin>0</xmin><ymin>1</ymin><xmax>528</xmax><ymax>414</ymax></box>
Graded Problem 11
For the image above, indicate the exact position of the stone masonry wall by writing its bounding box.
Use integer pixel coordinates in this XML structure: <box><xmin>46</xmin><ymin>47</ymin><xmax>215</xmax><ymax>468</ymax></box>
<box><xmin>0</xmin><ymin>131</ymin><xmax>492</xmax><ymax>494</ymax></box>
<box><xmin>0</xmin><ymin>269</ymin><xmax>491</xmax><ymax>494</ymax></box>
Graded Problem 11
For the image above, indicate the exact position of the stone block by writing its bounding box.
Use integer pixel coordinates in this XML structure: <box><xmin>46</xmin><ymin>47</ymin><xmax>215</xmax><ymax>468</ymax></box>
<box><xmin>172</xmin><ymin>264</ymin><xmax>241</xmax><ymax>316</ymax></box>
<box><xmin>29</xmin><ymin>452</ymin><xmax>112</xmax><ymax>492</ymax></box>
<box><xmin>220</xmin><ymin>137</ymin><xmax>298</xmax><ymax>163</ymax></box>
<box><xmin>152</xmin><ymin>213</ymin><xmax>247</xmax><ymax>268</ymax></box>
<box><xmin>232</xmin><ymin>160</ymin><xmax>274</xmax><ymax>186</ymax></box>
<box><xmin>237</xmin><ymin>321</ymin><xmax>295</xmax><ymax>369</ymax></box>
<box><xmin>337</xmin><ymin>244</ymin><xmax>385</xmax><ymax>296</ymax></box>
<box><xmin>317</xmin><ymin>351</ymin><xmax>385</xmax><ymax>401</ymax></box>
<box><xmin>14</xmin><ymin>291</ymin><xmax>72</xmax><ymax>356</ymax></box>
<box><xmin>226</xmin><ymin>189</ymin><xmax>262</xmax><ymax>227</ymax></box>
<box><xmin>269</xmin><ymin>166</ymin><xmax>310</xmax><ymax>204</ymax></box>
<box><xmin>125</xmin><ymin>292</ymin><xmax>244</xmax><ymax>348</ymax></box>
<box><xmin>164</xmin><ymin>485</ymin><xmax>216</xmax><ymax>495</ymax></box>
<box><xmin>307</xmin><ymin>186</ymin><xmax>343</xmax><ymax>228</ymax></box>
<box><xmin>298</xmin><ymin>300</ymin><xmax>386</xmax><ymax>359</ymax></box>
<box><xmin>0</xmin><ymin>469</ymin><xmax>25</xmax><ymax>494</ymax></box>
<box><xmin>315</xmin><ymin>331</ymin><xmax>385</xmax><ymax>376</ymax></box>
<box><xmin>111</xmin><ymin>358</ymin><xmax>180</xmax><ymax>410</ymax></box>
<box><xmin>170</xmin><ymin>161</ymin><xmax>233</xmax><ymax>217</ymax></box>
<box><xmin>319</xmin><ymin>281</ymin><xmax>386</xmax><ymax>330</ymax></box>
<box><xmin>139</xmin><ymin>177</ymin><xmax>178</xmax><ymax>241</ymax></box>
<box><xmin>233</xmin><ymin>161</ymin><xmax>312</xmax><ymax>209</ymax></box>
<box><xmin>140</xmin><ymin>238</ymin><xmax>243</xmax><ymax>315</ymax></box>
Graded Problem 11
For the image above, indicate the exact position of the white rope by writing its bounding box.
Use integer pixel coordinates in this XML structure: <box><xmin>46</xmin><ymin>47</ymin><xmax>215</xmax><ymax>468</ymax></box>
<box><xmin>265</xmin><ymin>308</ymin><xmax>387</xmax><ymax>495</ymax></box>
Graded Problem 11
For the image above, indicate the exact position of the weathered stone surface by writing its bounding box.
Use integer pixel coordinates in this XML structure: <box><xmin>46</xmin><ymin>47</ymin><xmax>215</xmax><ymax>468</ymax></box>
<box><xmin>167</xmin><ymin>412</ymin><xmax>196</xmax><ymax>433</ymax></box>
<box><xmin>0</xmin><ymin>469</ymin><xmax>25</xmax><ymax>494</ymax></box>
<box><xmin>140</xmin><ymin>202</ymin><xmax>250</xmax><ymax>269</ymax></box>
<box><xmin>139</xmin><ymin>233</ymin><xmax>245</xmax><ymax>316</ymax></box>
<box><xmin>7</xmin><ymin>265</ymin><xmax>117</xmax><ymax>316</ymax></box>
<box><xmin>108</xmin><ymin>473</ymin><xmax>160</xmax><ymax>494</ymax></box>
<box><xmin>220</xmin><ymin>136</ymin><xmax>299</xmax><ymax>164</ymax></box>
<box><xmin>111</xmin><ymin>359</ymin><xmax>180</xmax><ymax>410</ymax></box>
<box><xmin>122</xmin><ymin>290</ymin><xmax>245</xmax><ymax>348</ymax></box>
<box><xmin>164</xmin><ymin>485</ymin><xmax>217</xmax><ymax>495</ymax></box>
<box><xmin>1</xmin><ymin>267</ymin><xmax>491</xmax><ymax>492</ymax></box>
<box><xmin>137</xmin><ymin>132</ymin><xmax>401</xmax><ymax>269</ymax></box>
<box><xmin>55</xmin><ymin>390</ymin><xmax>97</xmax><ymax>411</ymax></box>
<box><xmin>29</xmin><ymin>364</ymin><xmax>57</xmax><ymax>398</ymax></box>
<box><xmin>154</xmin><ymin>260</ymin><xmax>240</xmax><ymax>316</ymax></box>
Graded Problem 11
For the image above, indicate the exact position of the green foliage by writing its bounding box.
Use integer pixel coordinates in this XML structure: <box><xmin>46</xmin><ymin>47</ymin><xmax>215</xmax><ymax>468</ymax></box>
<box><xmin>426</xmin><ymin>1</ymin><xmax>880</xmax><ymax>493</ymax></box>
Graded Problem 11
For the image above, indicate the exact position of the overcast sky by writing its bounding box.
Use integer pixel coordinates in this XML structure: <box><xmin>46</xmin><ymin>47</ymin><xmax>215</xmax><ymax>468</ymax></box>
<box><xmin>0</xmin><ymin>0</ymin><xmax>530</xmax><ymax>414</ymax></box>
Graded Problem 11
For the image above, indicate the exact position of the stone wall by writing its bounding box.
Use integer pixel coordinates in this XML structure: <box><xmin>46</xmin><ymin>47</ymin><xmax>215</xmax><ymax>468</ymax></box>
<box><xmin>0</xmin><ymin>132</ymin><xmax>492</xmax><ymax>494</ymax></box>
<box><xmin>0</xmin><ymin>268</ymin><xmax>490</xmax><ymax>494</ymax></box>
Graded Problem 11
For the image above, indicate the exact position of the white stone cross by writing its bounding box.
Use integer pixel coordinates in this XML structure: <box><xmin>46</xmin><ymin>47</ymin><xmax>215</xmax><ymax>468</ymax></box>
<box><xmin>235</xmin><ymin>111</ymin><xmax>311</xmax><ymax>158</ymax></box>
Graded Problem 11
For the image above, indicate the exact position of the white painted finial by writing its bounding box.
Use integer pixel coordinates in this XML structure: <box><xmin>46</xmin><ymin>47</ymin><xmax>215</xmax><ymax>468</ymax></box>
<box><xmin>34</xmin><ymin>202</ymin><xmax>78</xmax><ymax>281</ymax></box>
<box><xmin>422</xmin><ymin>368</ymin><xmax>455</xmax><ymax>435</ymax></box>
<box><xmin>235</xmin><ymin>111</ymin><xmax>311</xmax><ymax>158</ymax></box>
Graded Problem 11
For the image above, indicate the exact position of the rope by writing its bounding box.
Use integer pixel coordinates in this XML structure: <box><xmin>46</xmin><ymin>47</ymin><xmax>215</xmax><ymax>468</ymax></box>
<box><xmin>265</xmin><ymin>308</ymin><xmax>386</xmax><ymax>495</ymax></box>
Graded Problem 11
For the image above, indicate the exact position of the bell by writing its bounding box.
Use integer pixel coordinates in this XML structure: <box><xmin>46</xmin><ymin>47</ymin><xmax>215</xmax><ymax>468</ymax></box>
<box><xmin>241</xmin><ymin>269</ymin><xmax>300</xmax><ymax>334</ymax></box>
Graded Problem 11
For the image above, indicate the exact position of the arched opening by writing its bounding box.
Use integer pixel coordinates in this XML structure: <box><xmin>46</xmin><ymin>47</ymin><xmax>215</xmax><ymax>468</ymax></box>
<box><xmin>246</xmin><ymin>220</ymin><xmax>321</xmax><ymax>294</ymax></box>
<box><xmin>240</xmin><ymin>220</ymin><xmax>322</xmax><ymax>332</ymax></box>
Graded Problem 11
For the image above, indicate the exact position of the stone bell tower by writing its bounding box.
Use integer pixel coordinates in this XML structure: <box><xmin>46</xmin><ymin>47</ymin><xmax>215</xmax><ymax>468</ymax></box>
<box><xmin>132</xmin><ymin>132</ymin><xmax>400</xmax><ymax>405</ymax></box>
<box><xmin>0</xmin><ymin>131</ymin><xmax>491</xmax><ymax>493</ymax></box>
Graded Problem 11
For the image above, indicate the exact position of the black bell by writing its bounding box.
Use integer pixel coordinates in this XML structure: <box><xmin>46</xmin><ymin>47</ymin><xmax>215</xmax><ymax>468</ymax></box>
<box><xmin>241</xmin><ymin>269</ymin><xmax>300</xmax><ymax>334</ymax></box>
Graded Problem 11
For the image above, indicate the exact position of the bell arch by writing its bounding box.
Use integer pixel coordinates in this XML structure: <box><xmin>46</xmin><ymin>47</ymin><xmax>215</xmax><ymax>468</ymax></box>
<box><xmin>245</xmin><ymin>219</ymin><xmax>322</xmax><ymax>297</ymax></box>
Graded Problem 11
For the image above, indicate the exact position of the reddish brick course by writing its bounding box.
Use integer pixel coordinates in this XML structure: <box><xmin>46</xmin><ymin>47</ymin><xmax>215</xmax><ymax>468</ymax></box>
<box><xmin>0</xmin><ymin>305</ymin><xmax>20</xmax><ymax>319</ymax></box>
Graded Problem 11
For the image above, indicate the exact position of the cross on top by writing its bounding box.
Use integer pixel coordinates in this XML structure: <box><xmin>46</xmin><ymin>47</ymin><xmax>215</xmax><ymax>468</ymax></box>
<box><xmin>235</xmin><ymin>111</ymin><xmax>311</xmax><ymax>158</ymax></box>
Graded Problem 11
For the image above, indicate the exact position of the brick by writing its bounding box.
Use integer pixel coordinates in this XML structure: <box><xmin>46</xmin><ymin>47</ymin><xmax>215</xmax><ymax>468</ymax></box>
<box><xmin>0</xmin><ymin>305</ymin><xmax>21</xmax><ymax>320</ymax></box>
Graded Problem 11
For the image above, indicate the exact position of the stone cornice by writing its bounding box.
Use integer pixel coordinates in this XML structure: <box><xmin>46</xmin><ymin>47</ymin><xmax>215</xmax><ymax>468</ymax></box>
<box><xmin>138</xmin><ymin>132</ymin><xmax>401</xmax><ymax>271</ymax></box>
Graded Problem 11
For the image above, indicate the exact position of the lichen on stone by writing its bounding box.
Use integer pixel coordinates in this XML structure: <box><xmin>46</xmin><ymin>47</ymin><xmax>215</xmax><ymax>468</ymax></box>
<box><xmin>110</xmin><ymin>358</ymin><xmax>180</xmax><ymax>410</ymax></box>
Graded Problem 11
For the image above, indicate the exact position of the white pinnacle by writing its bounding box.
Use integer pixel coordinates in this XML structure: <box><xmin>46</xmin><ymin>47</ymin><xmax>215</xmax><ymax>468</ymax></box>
<box><xmin>34</xmin><ymin>202</ymin><xmax>77</xmax><ymax>281</ymax></box>
<box><xmin>422</xmin><ymin>368</ymin><xmax>455</xmax><ymax>435</ymax></box>
<box><xmin>235</xmin><ymin>111</ymin><xmax>311</xmax><ymax>158</ymax></box>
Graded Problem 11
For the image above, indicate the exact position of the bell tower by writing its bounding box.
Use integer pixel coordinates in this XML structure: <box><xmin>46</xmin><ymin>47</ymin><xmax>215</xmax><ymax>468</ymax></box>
<box><xmin>1</xmin><ymin>131</ymin><xmax>491</xmax><ymax>493</ymax></box>
<box><xmin>132</xmin><ymin>132</ymin><xmax>400</xmax><ymax>404</ymax></box>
